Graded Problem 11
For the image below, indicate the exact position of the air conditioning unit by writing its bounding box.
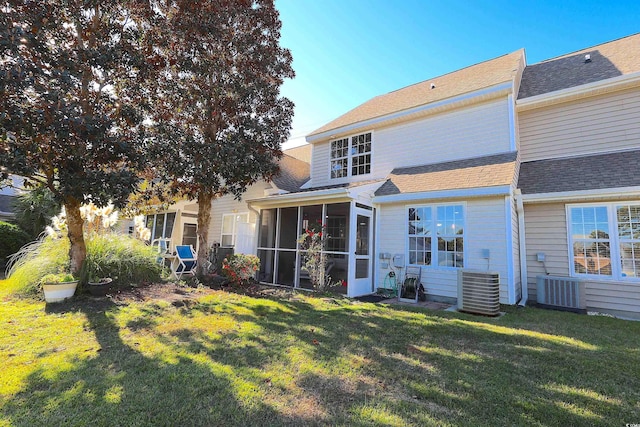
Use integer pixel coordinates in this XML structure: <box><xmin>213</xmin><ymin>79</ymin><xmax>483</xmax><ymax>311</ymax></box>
<box><xmin>536</xmin><ymin>275</ymin><xmax>586</xmax><ymax>312</ymax></box>
<box><xmin>458</xmin><ymin>270</ymin><xmax>500</xmax><ymax>316</ymax></box>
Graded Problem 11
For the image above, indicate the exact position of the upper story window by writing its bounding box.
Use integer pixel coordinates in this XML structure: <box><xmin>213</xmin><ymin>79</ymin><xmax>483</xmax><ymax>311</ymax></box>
<box><xmin>330</xmin><ymin>132</ymin><xmax>372</xmax><ymax>179</ymax></box>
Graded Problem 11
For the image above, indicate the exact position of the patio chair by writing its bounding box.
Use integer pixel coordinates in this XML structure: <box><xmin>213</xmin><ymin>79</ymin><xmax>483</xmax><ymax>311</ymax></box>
<box><xmin>174</xmin><ymin>245</ymin><xmax>197</xmax><ymax>279</ymax></box>
<box><xmin>151</xmin><ymin>238</ymin><xmax>171</xmax><ymax>265</ymax></box>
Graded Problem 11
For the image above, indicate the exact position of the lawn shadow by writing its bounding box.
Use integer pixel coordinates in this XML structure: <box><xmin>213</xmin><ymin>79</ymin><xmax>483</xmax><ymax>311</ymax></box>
<box><xmin>1</xmin><ymin>298</ymin><xmax>319</xmax><ymax>426</ymax></box>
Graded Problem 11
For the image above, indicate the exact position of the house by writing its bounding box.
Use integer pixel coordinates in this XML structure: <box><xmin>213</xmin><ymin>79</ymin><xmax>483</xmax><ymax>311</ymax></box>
<box><xmin>144</xmin><ymin>147</ymin><xmax>311</xmax><ymax>255</ymax></box>
<box><xmin>246</xmin><ymin>49</ymin><xmax>526</xmax><ymax>300</ymax></box>
<box><xmin>0</xmin><ymin>175</ymin><xmax>24</xmax><ymax>221</ymax></box>
<box><xmin>516</xmin><ymin>33</ymin><xmax>640</xmax><ymax>319</ymax></box>
<box><xmin>165</xmin><ymin>33</ymin><xmax>640</xmax><ymax>319</ymax></box>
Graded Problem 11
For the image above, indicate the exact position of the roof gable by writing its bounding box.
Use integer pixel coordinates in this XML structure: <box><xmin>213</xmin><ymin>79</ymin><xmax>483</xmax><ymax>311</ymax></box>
<box><xmin>518</xmin><ymin>33</ymin><xmax>640</xmax><ymax>99</ymax></box>
<box><xmin>309</xmin><ymin>50</ymin><xmax>524</xmax><ymax>138</ymax></box>
<box><xmin>271</xmin><ymin>154</ymin><xmax>310</xmax><ymax>193</ymax></box>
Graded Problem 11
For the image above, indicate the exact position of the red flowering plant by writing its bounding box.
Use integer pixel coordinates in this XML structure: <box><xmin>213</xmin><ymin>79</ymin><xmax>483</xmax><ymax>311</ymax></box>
<box><xmin>297</xmin><ymin>222</ymin><xmax>335</xmax><ymax>291</ymax></box>
<box><xmin>221</xmin><ymin>254</ymin><xmax>260</xmax><ymax>287</ymax></box>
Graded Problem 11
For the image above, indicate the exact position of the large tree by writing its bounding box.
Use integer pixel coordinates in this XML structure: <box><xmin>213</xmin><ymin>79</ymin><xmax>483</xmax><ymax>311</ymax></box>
<box><xmin>150</xmin><ymin>0</ymin><xmax>294</xmax><ymax>274</ymax></box>
<box><xmin>0</xmin><ymin>1</ymin><xmax>155</xmax><ymax>274</ymax></box>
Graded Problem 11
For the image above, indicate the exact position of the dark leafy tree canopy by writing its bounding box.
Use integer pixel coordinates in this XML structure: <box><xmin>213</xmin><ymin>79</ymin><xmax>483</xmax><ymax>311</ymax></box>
<box><xmin>0</xmin><ymin>1</ymin><xmax>153</xmax><ymax>207</ymax></box>
<box><xmin>0</xmin><ymin>1</ymin><xmax>156</xmax><ymax>273</ymax></box>
<box><xmin>149</xmin><ymin>0</ymin><xmax>294</xmax><ymax>274</ymax></box>
<box><xmin>150</xmin><ymin>0</ymin><xmax>295</xmax><ymax>199</ymax></box>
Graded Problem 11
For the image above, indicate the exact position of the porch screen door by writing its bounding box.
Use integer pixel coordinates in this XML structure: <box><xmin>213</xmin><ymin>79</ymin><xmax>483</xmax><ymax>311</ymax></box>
<box><xmin>350</xmin><ymin>208</ymin><xmax>373</xmax><ymax>297</ymax></box>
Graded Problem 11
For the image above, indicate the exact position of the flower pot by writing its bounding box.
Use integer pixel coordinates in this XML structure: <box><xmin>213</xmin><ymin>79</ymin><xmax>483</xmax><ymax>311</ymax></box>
<box><xmin>88</xmin><ymin>278</ymin><xmax>113</xmax><ymax>297</ymax></box>
<box><xmin>42</xmin><ymin>280</ymin><xmax>79</xmax><ymax>303</ymax></box>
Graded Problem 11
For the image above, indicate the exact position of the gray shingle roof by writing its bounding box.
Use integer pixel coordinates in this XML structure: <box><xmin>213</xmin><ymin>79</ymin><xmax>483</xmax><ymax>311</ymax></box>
<box><xmin>518</xmin><ymin>33</ymin><xmax>640</xmax><ymax>99</ymax></box>
<box><xmin>375</xmin><ymin>152</ymin><xmax>517</xmax><ymax>197</ymax></box>
<box><xmin>309</xmin><ymin>50</ymin><xmax>524</xmax><ymax>137</ymax></box>
<box><xmin>518</xmin><ymin>150</ymin><xmax>640</xmax><ymax>194</ymax></box>
<box><xmin>271</xmin><ymin>154</ymin><xmax>310</xmax><ymax>193</ymax></box>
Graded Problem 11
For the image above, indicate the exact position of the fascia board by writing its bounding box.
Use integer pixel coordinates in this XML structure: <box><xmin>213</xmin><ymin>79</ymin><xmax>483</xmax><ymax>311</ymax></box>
<box><xmin>516</xmin><ymin>71</ymin><xmax>640</xmax><ymax>112</ymax></box>
<box><xmin>521</xmin><ymin>186</ymin><xmax>640</xmax><ymax>203</ymax></box>
<box><xmin>372</xmin><ymin>185</ymin><xmax>511</xmax><ymax>204</ymax></box>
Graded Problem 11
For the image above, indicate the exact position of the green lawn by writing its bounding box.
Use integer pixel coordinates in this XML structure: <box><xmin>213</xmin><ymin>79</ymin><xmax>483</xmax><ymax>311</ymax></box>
<box><xmin>1</xmin><ymin>282</ymin><xmax>639</xmax><ymax>426</ymax></box>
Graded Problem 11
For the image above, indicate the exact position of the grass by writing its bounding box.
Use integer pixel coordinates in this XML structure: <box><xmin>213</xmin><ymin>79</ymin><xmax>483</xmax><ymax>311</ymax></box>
<box><xmin>1</xmin><ymin>283</ymin><xmax>639</xmax><ymax>426</ymax></box>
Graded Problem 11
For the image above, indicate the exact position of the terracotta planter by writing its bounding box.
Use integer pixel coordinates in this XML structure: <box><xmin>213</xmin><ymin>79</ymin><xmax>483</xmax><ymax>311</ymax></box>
<box><xmin>43</xmin><ymin>280</ymin><xmax>79</xmax><ymax>303</ymax></box>
<box><xmin>87</xmin><ymin>278</ymin><xmax>113</xmax><ymax>297</ymax></box>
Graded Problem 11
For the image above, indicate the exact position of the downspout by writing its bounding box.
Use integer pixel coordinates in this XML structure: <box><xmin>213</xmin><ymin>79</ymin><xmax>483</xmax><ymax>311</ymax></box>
<box><xmin>515</xmin><ymin>189</ymin><xmax>528</xmax><ymax>306</ymax></box>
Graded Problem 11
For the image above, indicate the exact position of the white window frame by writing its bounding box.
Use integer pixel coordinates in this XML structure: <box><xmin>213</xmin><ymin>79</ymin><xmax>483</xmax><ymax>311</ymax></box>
<box><xmin>567</xmin><ymin>202</ymin><xmax>640</xmax><ymax>281</ymax></box>
<box><xmin>406</xmin><ymin>203</ymin><xmax>466</xmax><ymax>269</ymax></box>
<box><xmin>221</xmin><ymin>212</ymin><xmax>249</xmax><ymax>247</ymax></box>
<box><xmin>329</xmin><ymin>131</ymin><xmax>373</xmax><ymax>180</ymax></box>
<box><xmin>146</xmin><ymin>212</ymin><xmax>177</xmax><ymax>241</ymax></box>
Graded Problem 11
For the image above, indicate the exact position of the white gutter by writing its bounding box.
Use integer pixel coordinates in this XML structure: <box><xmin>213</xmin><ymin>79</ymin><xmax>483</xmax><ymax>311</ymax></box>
<box><xmin>514</xmin><ymin>189</ymin><xmax>528</xmax><ymax>306</ymax></box>
<box><xmin>247</xmin><ymin>187</ymin><xmax>351</xmax><ymax>206</ymax></box>
<box><xmin>373</xmin><ymin>185</ymin><xmax>511</xmax><ymax>204</ymax></box>
<box><xmin>307</xmin><ymin>82</ymin><xmax>513</xmax><ymax>143</ymax></box>
<box><xmin>517</xmin><ymin>71</ymin><xmax>640</xmax><ymax>111</ymax></box>
<box><xmin>520</xmin><ymin>186</ymin><xmax>640</xmax><ymax>203</ymax></box>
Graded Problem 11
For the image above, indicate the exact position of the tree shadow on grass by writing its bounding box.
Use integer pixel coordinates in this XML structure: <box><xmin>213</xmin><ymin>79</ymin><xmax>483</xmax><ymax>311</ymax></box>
<box><xmin>1</xmin><ymin>298</ymin><xmax>316</xmax><ymax>427</ymax></box>
<box><xmin>2</xmin><ymin>293</ymin><xmax>640</xmax><ymax>426</ymax></box>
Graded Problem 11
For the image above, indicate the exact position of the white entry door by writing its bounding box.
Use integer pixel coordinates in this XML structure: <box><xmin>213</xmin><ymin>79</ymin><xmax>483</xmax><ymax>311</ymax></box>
<box><xmin>349</xmin><ymin>207</ymin><xmax>373</xmax><ymax>297</ymax></box>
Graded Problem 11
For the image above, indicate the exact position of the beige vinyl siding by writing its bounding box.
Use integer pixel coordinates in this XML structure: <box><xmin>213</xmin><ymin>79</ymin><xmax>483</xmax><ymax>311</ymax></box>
<box><xmin>522</xmin><ymin>203</ymin><xmax>569</xmax><ymax>302</ymax></box>
<box><xmin>523</xmin><ymin>201</ymin><xmax>640</xmax><ymax>316</ymax></box>
<box><xmin>466</xmin><ymin>197</ymin><xmax>511</xmax><ymax>303</ymax></box>
<box><xmin>376</xmin><ymin>197</ymin><xmax>512</xmax><ymax>303</ymax></box>
<box><xmin>310</xmin><ymin>98</ymin><xmax>512</xmax><ymax>188</ymax></box>
<box><xmin>207</xmin><ymin>184</ymin><xmax>265</xmax><ymax>248</ymax></box>
<box><xmin>519</xmin><ymin>88</ymin><xmax>640</xmax><ymax>162</ymax></box>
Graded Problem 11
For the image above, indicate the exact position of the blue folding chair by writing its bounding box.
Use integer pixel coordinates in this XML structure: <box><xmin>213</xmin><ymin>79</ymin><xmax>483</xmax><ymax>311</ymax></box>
<box><xmin>174</xmin><ymin>245</ymin><xmax>197</xmax><ymax>279</ymax></box>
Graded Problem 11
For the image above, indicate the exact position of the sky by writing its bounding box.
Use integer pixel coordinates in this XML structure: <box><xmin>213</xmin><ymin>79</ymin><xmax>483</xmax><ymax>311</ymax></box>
<box><xmin>275</xmin><ymin>0</ymin><xmax>640</xmax><ymax>149</ymax></box>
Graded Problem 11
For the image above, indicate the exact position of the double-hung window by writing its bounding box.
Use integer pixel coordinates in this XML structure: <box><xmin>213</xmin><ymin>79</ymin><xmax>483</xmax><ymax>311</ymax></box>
<box><xmin>330</xmin><ymin>132</ymin><xmax>371</xmax><ymax>179</ymax></box>
<box><xmin>408</xmin><ymin>204</ymin><xmax>464</xmax><ymax>268</ymax></box>
<box><xmin>568</xmin><ymin>203</ymin><xmax>640</xmax><ymax>279</ymax></box>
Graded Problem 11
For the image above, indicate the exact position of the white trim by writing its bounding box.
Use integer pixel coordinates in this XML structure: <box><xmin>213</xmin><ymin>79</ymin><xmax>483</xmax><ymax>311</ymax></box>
<box><xmin>307</xmin><ymin>82</ymin><xmax>513</xmax><ymax>143</ymax></box>
<box><xmin>514</xmin><ymin>190</ymin><xmax>528</xmax><ymax>306</ymax></box>
<box><xmin>521</xmin><ymin>186</ymin><xmax>640</xmax><ymax>203</ymax></box>
<box><xmin>248</xmin><ymin>187</ymin><xmax>350</xmax><ymax>205</ymax></box>
<box><xmin>565</xmin><ymin>201</ymin><xmax>640</xmax><ymax>282</ymax></box>
<box><xmin>220</xmin><ymin>212</ymin><xmax>249</xmax><ymax>247</ymax></box>
<box><xmin>404</xmin><ymin>202</ymin><xmax>466</xmax><ymax>270</ymax></box>
<box><xmin>516</xmin><ymin>71</ymin><xmax>640</xmax><ymax>111</ymax></box>
<box><xmin>504</xmin><ymin>196</ymin><xmax>516</xmax><ymax>304</ymax></box>
<box><xmin>507</xmin><ymin>94</ymin><xmax>516</xmax><ymax>152</ymax></box>
<box><xmin>374</xmin><ymin>185</ymin><xmax>511</xmax><ymax>204</ymax></box>
<box><xmin>328</xmin><ymin>130</ymin><xmax>374</xmax><ymax>182</ymax></box>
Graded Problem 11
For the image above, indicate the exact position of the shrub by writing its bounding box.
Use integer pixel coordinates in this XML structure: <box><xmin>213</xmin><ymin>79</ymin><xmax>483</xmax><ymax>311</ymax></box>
<box><xmin>0</xmin><ymin>221</ymin><xmax>30</xmax><ymax>267</ymax></box>
<box><xmin>12</xmin><ymin>185</ymin><xmax>60</xmax><ymax>239</ymax></box>
<box><xmin>221</xmin><ymin>254</ymin><xmax>259</xmax><ymax>286</ymax></box>
<box><xmin>5</xmin><ymin>235</ymin><xmax>70</xmax><ymax>295</ymax></box>
<box><xmin>81</xmin><ymin>233</ymin><xmax>162</xmax><ymax>287</ymax></box>
<box><xmin>5</xmin><ymin>233</ymin><xmax>161</xmax><ymax>296</ymax></box>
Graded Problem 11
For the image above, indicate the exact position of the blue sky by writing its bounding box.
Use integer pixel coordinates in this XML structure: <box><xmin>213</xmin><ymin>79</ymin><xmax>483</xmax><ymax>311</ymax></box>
<box><xmin>276</xmin><ymin>0</ymin><xmax>639</xmax><ymax>148</ymax></box>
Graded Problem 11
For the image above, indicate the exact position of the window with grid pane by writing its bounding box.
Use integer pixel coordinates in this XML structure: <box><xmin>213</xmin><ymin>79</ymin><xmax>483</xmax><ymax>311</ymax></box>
<box><xmin>407</xmin><ymin>204</ymin><xmax>464</xmax><ymax>267</ymax></box>
<box><xmin>408</xmin><ymin>207</ymin><xmax>432</xmax><ymax>265</ymax></box>
<box><xmin>617</xmin><ymin>205</ymin><xmax>640</xmax><ymax>278</ymax></box>
<box><xmin>351</xmin><ymin>133</ymin><xmax>371</xmax><ymax>176</ymax></box>
<box><xmin>436</xmin><ymin>205</ymin><xmax>464</xmax><ymax>268</ymax></box>
<box><xmin>330</xmin><ymin>138</ymin><xmax>348</xmax><ymax>179</ymax></box>
<box><xmin>570</xmin><ymin>206</ymin><xmax>612</xmax><ymax>276</ymax></box>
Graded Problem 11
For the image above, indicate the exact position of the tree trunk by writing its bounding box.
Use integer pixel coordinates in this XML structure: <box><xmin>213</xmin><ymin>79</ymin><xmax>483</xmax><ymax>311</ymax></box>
<box><xmin>196</xmin><ymin>190</ymin><xmax>213</xmax><ymax>277</ymax></box>
<box><xmin>65</xmin><ymin>197</ymin><xmax>86</xmax><ymax>276</ymax></box>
